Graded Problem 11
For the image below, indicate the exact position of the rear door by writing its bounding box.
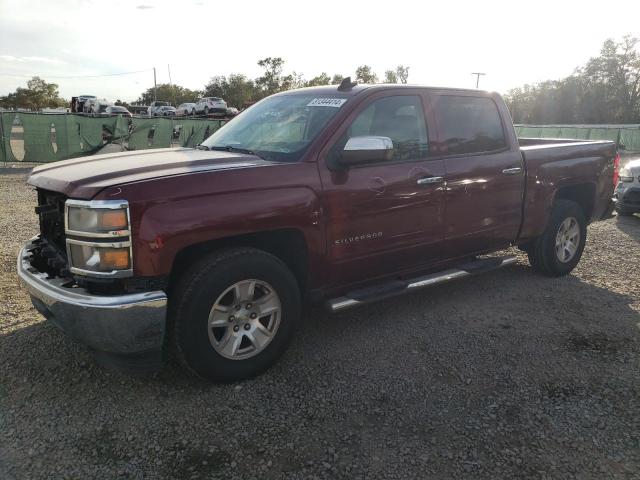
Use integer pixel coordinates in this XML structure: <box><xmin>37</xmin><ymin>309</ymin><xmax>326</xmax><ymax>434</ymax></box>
<box><xmin>318</xmin><ymin>90</ymin><xmax>446</xmax><ymax>286</ymax></box>
<box><xmin>429</xmin><ymin>92</ymin><xmax>524</xmax><ymax>255</ymax></box>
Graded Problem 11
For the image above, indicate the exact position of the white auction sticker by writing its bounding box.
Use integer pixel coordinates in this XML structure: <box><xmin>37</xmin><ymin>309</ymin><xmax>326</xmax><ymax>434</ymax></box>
<box><xmin>307</xmin><ymin>98</ymin><xmax>347</xmax><ymax>108</ymax></box>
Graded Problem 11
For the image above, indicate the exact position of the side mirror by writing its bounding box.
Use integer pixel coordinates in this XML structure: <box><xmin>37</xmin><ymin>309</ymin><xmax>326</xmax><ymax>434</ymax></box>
<box><xmin>339</xmin><ymin>136</ymin><xmax>394</xmax><ymax>167</ymax></box>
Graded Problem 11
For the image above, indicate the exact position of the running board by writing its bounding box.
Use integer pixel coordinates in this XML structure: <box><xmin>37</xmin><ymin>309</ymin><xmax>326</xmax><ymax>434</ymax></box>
<box><xmin>326</xmin><ymin>255</ymin><xmax>517</xmax><ymax>312</ymax></box>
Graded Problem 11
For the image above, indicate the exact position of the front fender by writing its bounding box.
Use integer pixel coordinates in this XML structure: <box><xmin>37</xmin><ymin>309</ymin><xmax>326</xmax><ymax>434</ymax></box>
<box><xmin>133</xmin><ymin>187</ymin><xmax>323</xmax><ymax>277</ymax></box>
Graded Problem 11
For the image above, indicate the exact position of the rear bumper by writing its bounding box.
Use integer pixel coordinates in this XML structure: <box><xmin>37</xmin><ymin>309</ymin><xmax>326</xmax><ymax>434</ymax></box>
<box><xmin>17</xmin><ymin>239</ymin><xmax>167</xmax><ymax>371</ymax></box>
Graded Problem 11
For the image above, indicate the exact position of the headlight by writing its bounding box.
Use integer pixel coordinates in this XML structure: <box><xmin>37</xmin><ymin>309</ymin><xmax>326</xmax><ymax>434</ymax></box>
<box><xmin>619</xmin><ymin>168</ymin><xmax>633</xmax><ymax>183</ymax></box>
<box><xmin>66</xmin><ymin>202</ymin><xmax>129</xmax><ymax>236</ymax></box>
<box><xmin>64</xmin><ymin>199</ymin><xmax>132</xmax><ymax>277</ymax></box>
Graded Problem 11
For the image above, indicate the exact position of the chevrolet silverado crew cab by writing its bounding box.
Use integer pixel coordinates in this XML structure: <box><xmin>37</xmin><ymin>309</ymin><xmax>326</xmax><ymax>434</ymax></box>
<box><xmin>18</xmin><ymin>79</ymin><xmax>618</xmax><ymax>382</ymax></box>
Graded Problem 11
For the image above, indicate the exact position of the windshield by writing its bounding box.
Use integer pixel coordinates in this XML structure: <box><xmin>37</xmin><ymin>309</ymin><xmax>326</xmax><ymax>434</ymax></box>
<box><xmin>201</xmin><ymin>94</ymin><xmax>348</xmax><ymax>162</ymax></box>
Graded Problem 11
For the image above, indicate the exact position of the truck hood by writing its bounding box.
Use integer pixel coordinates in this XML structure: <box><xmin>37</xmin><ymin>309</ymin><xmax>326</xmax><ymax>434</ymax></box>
<box><xmin>27</xmin><ymin>147</ymin><xmax>274</xmax><ymax>198</ymax></box>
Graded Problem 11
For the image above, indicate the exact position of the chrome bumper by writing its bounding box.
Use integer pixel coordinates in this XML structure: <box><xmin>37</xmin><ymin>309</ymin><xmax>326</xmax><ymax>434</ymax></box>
<box><xmin>17</xmin><ymin>240</ymin><xmax>167</xmax><ymax>356</ymax></box>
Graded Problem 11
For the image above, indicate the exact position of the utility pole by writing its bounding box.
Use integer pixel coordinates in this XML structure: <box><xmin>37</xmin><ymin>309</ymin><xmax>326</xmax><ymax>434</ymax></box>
<box><xmin>153</xmin><ymin>67</ymin><xmax>157</xmax><ymax>103</ymax></box>
<box><xmin>168</xmin><ymin>64</ymin><xmax>175</xmax><ymax>106</ymax></box>
<box><xmin>471</xmin><ymin>72</ymin><xmax>485</xmax><ymax>89</ymax></box>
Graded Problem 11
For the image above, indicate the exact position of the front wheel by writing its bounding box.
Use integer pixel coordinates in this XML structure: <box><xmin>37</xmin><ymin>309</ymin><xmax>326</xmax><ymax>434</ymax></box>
<box><xmin>527</xmin><ymin>199</ymin><xmax>587</xmax><ymax>277</ymax></box>
<box><xmin>170</xmin><ymin>248</ymin><xmax>301</xmax><ymax>382</ymax></box>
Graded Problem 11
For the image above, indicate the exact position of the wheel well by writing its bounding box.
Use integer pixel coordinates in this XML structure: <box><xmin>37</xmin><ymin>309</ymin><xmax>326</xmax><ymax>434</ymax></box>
<box><xmin>169</xmin><ymin>229</ymin><xmax>309</xmax><ymax>292</ymax></box>
<box><xmin>554</xmin><ymin>183</ymin><xmax>596</xmax><ymax>221</ymax></box>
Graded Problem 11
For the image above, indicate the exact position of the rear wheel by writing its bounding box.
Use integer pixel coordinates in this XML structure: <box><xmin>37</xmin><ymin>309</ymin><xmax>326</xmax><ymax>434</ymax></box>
<box><xmin>171</xmin><ymin>248</ymin><xmax>301</xmax><ymax>382</ymax></box>
<box><xmin>527</xmin><ymin>200</ymin><xmax>587</xmax><ymax>277</ymax></box>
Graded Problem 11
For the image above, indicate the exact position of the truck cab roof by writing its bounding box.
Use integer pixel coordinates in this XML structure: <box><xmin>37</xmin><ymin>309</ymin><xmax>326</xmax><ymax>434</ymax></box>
<box><xmin>272</xmin><ymin>83</ymin><xmax>492</xmax><ymax>98</ymax></box>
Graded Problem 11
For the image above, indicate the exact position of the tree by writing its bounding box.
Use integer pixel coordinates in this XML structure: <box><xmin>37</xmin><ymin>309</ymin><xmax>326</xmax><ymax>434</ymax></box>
<box><xmin>355</xmin><ymin>65</ymin><xmax>378</xmax><ymax>84</ymax></box>
<box><xmin>395</xmin><ymin>65</ymin><xmax>410</xmax><ymax>84</ymax></box>
<box><xmin>331</xmin><ymin>73</ymin><xmax>344</xmax><ymax>85</ymax></box>
<box><xmin>255</xmin><ymin>57</ymin><xmax>294</xmax><ymax>96</ymax></box>
<box><xmin>135</xmin><ymin>84</ymin><xmax>201</xmax><ymax>106</ymax></box>
<box><xmin>115</xmin><ymin>99</ymin><xmax>130</xmax><ymax>109</ymax></box>
<box><xmin>306</xmin><ymin>72</ymin><xmax>331</xmax><ymax>87</ymax></box>
<box><xmin>383</xmin><ymin>70</ymin><xmax>398</xmax><ymax>83</ymax></box>
<box><xmin>204</xmin><ymin>74</ymin><xmax>256</xmax><ymax>108</ymax></box>
<box><xmin>505</xmin><ymin>35</ymin><xmax>640</xmax><ymax>124</ymax></box>
<box><xmin>0</xmin><ymin>76</ymin><xmax>66</xmax><ymax>110</ymax></box>
<box><xmin>331</xmin><ymin>74</ymin><xmax>344</xmax><ymax>85</ymax></box>
<box><xmin>580</xmin><ymin>35</ymin><xmax>640</xmax><ymax>122</ymax></box>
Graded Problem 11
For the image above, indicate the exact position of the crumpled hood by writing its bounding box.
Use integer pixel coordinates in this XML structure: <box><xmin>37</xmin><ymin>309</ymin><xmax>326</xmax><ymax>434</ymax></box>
<box><xmin>27</xmin><ymin>147</ymin><xmax>273</xmax><ymax>198</ymax></box>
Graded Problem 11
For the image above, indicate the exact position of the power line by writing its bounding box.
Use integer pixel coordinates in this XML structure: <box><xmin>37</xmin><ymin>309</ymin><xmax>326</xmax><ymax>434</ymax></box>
<box><xmin>2</xmin><ymin>68</ymin><xmax>153</xmax><ymax>79</ymax></box>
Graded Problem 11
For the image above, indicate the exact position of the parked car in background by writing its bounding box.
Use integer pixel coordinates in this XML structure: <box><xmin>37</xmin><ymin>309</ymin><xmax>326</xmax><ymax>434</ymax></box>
<box><xmin>194</xmin><ymin>97</ymin><xmax>227</xmax><ymax>116</ymax></box>
<box><xmin>147</xmin><ymin>101</ymin><xmax>170</xmax><ymax>116</ymax></box>
<box><xmin>19</xmin><ymin>82</ymin><xmax>618</xmax><ymax>382</ymax></box>
<box><xmin>85</xmin><ymin>99</ymin><xmax>111</xmax><ymax>115</ymax></box>
<box><xmin>176</xmin><ymin>103</ymin><xmax>196</xmax><ymax>116</ymax></box>
<box><xmin>155</xmin><ymin>105</ymin><xmax>177</xmax><ymax>117</ymax></box>
<box><xmin>72</xmin><ymin>95</ymin><xmax>96</xmax><ymax>113</ymax></box>
<box><xmin>104</xmin><ymin>106</ymin><xmax>132</xmax><ymax>117</ymax></box>
<box><xmin>614</xmin><ymin>158</ymin><xmax>640</xmax><ymax>216</ymax></box>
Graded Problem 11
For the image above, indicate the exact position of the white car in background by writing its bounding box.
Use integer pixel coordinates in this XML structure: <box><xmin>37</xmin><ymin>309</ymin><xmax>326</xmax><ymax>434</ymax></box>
<box><xmin>155</xmin><ymin>105</ymin><xmax>177</xmax><ymax>117</ymax></box>
<box><xmin>147</xmin><ymin>101</ymin><xmax>170</xmax><ymax>116</ymax></box>
<box><xmin>176</xmin><ymin>103</ymin><xmax>196</xmax><ymax>116</ymax></box>
<box><xmin>84</xmin><ymin>98</ymin><xmax>111</xmax><ymax>115</ymax></box>
<box><xmin>194</xmin><ymin>97</ymin><xmax>227</xmax><ymax>116</ymax></box>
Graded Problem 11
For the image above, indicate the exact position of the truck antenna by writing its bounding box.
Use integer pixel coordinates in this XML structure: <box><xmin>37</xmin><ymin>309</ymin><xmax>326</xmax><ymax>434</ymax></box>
<box><xmin>338</xmin><ymin>77</ymin><xmax>357</xmax><ymax>92</ymax></box>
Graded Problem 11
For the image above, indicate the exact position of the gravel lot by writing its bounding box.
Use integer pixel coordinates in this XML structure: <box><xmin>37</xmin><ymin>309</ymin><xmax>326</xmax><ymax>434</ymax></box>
<box><xmin>1</xmin><ymin>170</ymin><xmax>639</xmax><ymax>480</ymax></box>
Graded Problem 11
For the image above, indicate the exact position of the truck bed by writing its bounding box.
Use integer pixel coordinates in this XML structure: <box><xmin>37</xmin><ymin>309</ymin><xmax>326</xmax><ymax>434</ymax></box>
<box><xmin>517</xmin><ymin>138</ymin><xmax>617</xmax><ymax>239</ymax></box>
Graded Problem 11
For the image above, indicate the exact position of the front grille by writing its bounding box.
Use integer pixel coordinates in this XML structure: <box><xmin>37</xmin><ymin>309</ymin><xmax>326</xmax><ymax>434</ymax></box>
<box><xmin>29</xmin><ymin>188</ymin><xmax>70</xmax><ymax>278</ymax></box>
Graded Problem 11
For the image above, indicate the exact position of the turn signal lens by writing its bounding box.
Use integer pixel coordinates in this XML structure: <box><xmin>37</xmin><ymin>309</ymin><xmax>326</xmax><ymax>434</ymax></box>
<box><xmin>99</xmin><ymin>248</ymin><xmax>130</xmax><ymax>270</ymax></box>
<box><xmin>100</xmin><ymin>210</ymin><xmax>128</xmax><ymax>229</ymax></box>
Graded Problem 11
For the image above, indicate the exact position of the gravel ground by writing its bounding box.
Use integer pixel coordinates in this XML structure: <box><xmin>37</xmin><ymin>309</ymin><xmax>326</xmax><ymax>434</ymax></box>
<box><xmin>0</xmin><ymin>170</ymin><xmax>639</xmax><ymax>480</ymax></box>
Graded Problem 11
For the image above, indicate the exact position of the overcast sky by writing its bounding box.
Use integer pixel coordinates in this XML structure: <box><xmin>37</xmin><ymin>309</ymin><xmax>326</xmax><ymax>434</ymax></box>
<box><xmin>1</xmin><ymin>0</ymin><xmax>639</xmax><ymax>103</ymax></box>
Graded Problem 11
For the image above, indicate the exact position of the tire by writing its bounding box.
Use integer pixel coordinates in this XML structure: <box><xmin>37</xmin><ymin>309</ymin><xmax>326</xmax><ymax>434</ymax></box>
<box><xmin>191</xmin><ymin>109</ymin><xmax>196</xmax><ymax>116</ymax></box>
<box><xmin>527</xmin><ymin>199</ymin><xmax>587</xmax><ymax>277</ymax></box>
<box><xmin>170</xmin><ymin>247</ymin><xmax>301</xmax><ymax>382</ymax></box>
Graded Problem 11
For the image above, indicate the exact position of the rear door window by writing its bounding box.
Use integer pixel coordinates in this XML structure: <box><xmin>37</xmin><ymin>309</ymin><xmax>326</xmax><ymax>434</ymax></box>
<box><xmin>434</xmin><ymin>96</ymin><xmax>506</xmax><ymax>155</ymax></box>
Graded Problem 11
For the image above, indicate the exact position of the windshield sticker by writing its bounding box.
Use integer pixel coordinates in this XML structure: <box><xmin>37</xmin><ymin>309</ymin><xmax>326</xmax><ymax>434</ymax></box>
<box><xmin>307</xmin><ymin>98</ymin><xmax>347</xmax><ymax>108</ymax></box>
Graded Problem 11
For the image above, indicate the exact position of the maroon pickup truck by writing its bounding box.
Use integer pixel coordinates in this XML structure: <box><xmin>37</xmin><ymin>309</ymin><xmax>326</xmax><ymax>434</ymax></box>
<box><xmin>18</xmin><ymin>80</ymin><xmax>618</xmax><ymax>382</ymax></box>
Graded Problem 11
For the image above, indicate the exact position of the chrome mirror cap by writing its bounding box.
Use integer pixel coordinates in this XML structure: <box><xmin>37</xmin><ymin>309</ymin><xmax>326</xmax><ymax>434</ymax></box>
<box><xmin>339</xmin><ymin>136</ymin><xmax>394</xmax><ymax>167</ymax></box>
<box><xmin>344</xmin><ymin>136</ymin><xmax>393</xmax><ymax>151</ymax></box>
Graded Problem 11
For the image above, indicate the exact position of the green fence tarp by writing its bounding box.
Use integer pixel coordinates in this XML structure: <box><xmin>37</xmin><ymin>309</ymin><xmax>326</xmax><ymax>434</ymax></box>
<box><xmin>0</xmin><ymin>112</ymin><xmax>226</xmax><ymax>163</ymax></box>
<box><xmin>127</xmin><ymin>117</ymin><xmax>173</xmax><ymax>150</ymax></box>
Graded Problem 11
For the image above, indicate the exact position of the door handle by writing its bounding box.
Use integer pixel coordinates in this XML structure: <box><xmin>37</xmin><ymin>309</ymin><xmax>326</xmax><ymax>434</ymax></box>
<box><xmin>417</xmin><ymin>176</ymin><xmax>444</xmax><ymax>185</ymax></box>
<box><xmin>502</xmin><ymin>167</ymin><xmax>522</xmax><ymax>175</ymax></box>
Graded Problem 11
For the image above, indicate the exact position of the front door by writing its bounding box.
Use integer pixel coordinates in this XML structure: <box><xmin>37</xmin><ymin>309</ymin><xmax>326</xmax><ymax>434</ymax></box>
<box><xmin>318</xmin><ymin>91</ymin><xmax>446</xmax><ymax>287</ymax></box>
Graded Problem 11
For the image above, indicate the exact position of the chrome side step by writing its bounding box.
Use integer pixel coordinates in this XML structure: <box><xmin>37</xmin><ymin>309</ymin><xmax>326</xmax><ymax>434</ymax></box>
<box><xmin>326</xmin><ymin>255</ymin><xmax>517</xmax><ymax>312</ymax></box>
